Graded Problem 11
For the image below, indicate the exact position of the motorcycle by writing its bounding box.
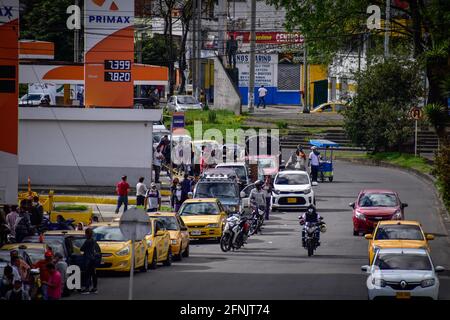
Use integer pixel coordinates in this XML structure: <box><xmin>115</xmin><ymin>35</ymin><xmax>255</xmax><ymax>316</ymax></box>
<box><xmin>299</xmin><ymin>217</ymin><xmax>326</xmax><ymax>257</ymax></box>
<box><xmin>220</xmin><ymin>214</ymin><xmax>250</xmax><ymax>252</ymax></box>
<box><xmin>249</xmin><ymin>204</ymin><xmax>265</xmax><ymax>236</ymax></box>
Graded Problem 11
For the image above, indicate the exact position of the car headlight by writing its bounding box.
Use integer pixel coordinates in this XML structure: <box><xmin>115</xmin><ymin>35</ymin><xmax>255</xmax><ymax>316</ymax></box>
<box><xmin>372</xmin><ymin>278</ymin><xmax>386</xmax><ymax>287</ymax></box>
<box><xmin>355</xmin><ymin>210</ymin><xmax>366</xmax><ymax>220</ymax></box>
<box><xmin>304</xmin><ymin>188</ymin><xmax>311</xmax><ymax>195</ymax></box>
<box><xmin>273</xmin><ymin>189</ymin><xmax>280</xmax><ymax>195</ymax></box>
<box><xmin>206</xmin><ymin>224</ymin><xmax>219</xmax><ymax>228</ymax></box>
<box><xmin>146</xmin><ymin>239</ymin><xmax>153</xmax><ymax>247</ymax></box>
<box><xmin>116</xmin><ymin>246</ymin><xmax>130</xmax><ymax>256</ymax></box>
<box><xmin>421</xmin><ymin>279</ymin><xmax>435</xmax><ymax>288</ymax></box>
<box><xmin>391</xmin><ymin>210</ymin><xmax>402</xmax><ymax>220</ymax></box>
<box><xmin>171</xmin><ymin>239</ymin><xmax>178</xmax><ymax>245</ymax></box>
<box><xmin>227</xmin><ymin>206</ymin><xmax>238</xmax><ymax>213</ymax></box>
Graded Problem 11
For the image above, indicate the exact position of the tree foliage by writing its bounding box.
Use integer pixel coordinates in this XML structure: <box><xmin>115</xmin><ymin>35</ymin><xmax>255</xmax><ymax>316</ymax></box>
<box><xmin>343</xmin><ymin>58</ymin><xmax>424</xmax><ymax>151</ymax></box>
<box><xmin>20</xmin><ymin>0</ymin><xmax>75</xmax><ymax>61</ymax></box>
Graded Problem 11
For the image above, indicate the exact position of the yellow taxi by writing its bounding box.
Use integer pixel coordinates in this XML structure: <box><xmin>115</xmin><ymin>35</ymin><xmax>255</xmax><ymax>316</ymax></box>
<box><xmin>365</xmin><ymin>220</ymin><xmax>434</xmax><ymax>264</ymax></box>
<box><xmin>91</xmin><ymin>222</ymin><xmax>150</xmax><ymax>272</ymax></box>
<box><xmin>311</xmin><ymin>101</ymin><xmax>348</xmax><ymax>114</ymax></box>
<box><xmin>0</xmin><ymin>243</ymin><xmax>48</xmax><ymax>265</ymax></box>
<box><xmin>148</xmin><ymin>212</ymin><xmax>190</xmax><ymax>261</ymax></box>
<box><xmin>145</xmin><ymin>218</ymin><xmax>172</xmax><ymax>269</ymax></box>
<box><xmin>178</xmin><ymin>198</ymin><xmax>227</xmax><ymax>241</ymax></box>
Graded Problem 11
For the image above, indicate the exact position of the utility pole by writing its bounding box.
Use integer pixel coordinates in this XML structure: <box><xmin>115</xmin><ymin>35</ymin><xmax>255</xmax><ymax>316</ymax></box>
<box><xmin>195</xmin><ymin>0</ymin><xmax>202</xmax><ymax>100</ymax></box>
<box><xmin>192</xmin><ymin>0</ymin><xmax>197</xmax><ymax>97</ymax></box>
<box><xmin>248</xmin><ymin>0</ymin><xmax>256</xmax><ymax>112</ymax></box>
<box><xmin>136</xmin><ymin>32</ymin><xmax>143</xmax><ymax>98</ymax></box>
<box><xmin>384</xmin><ymin>0</ymin><xmax>390</xmax><ymax>58</ymax></box>
<box><xmin>218</xmin><ymin>0</ymin><xmax>227</xmax><ymax>60</ymax></box>
<box><xmin>302</xmin><ymin>43</ymin><xmax>309</xmax><ymax>113</ymax></box>
<box><xmin>74</xmin><ymin>0</ymin><xmax>80</xmax><ymax>62</ymax></box>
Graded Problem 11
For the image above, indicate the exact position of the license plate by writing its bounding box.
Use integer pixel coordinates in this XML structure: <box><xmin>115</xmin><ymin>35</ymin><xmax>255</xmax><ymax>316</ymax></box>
<box><xmin>396</xmin><ymin>292</ymin><xmax>411</xmax><ymax>299</ymax></box>
<box><xmin>287</xmin><ymin>198</ymin><xmax>297</xmax><ymax>203</ymax></box>
<box><xmin>191</xmin><ymin>230</ymin><xmax>201</xmax><ymax>236</ymax></box>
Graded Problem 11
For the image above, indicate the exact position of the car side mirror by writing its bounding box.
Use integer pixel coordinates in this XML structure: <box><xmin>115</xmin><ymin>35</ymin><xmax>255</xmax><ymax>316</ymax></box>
<box><xmin>240</xmin><ymin>191</ymin><xmax>246</xmax><ymax>198</ymax></box>
<box><xmin>364</xmin><ymin>234</ymin><xmax>373</xmax><ymax>240</ymax></box>
<box><xmin>361</xmin><ymin>265</ymin><xmax>370</xmax><ymax>273</ymax></box>
<box><xmin>156</xmin><ymin>230</ymin><xmax>164</xmax><ymax>236</ymax></box>
<box><xmin>435</xmin><ymin>266</ymin><xmax>445</xmax><ymax>273</ymax></box>
<box><xmin>349</xmin><ymin>202</ymin><xmax>355</xmax><ymax>209</ymax></box>
<box><xmin>401</xmin><ymin>203</ymin><xmax>408</xmax><ymax>209</ymax></box>
<box><xmin>426</xmin><ymin>234</ymin><xmax>435</xmax><ymax>241</ymax></box>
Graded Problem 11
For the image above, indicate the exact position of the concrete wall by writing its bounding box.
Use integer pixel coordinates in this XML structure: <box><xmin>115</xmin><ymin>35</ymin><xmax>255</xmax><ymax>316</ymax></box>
<box><xmin>0</xmin><ymin>152</ymin><xmax>18</xmax><ymax>203</ymax></box>
<box><xmin>18</xmin><ymin>108</ymin><xmax>162</xmax><ymax>187</ymax></box>
<box><xmin>213</xmin><ymin>57</ymin><xmax>241</xmax><ymax>115</ymax></box>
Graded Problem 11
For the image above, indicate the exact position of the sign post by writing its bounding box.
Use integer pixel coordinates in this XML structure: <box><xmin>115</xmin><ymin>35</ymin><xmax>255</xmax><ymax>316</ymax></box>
<box><xmin>119</xmin><ymin>207</ymin><xmax>150</xmax><ymax>300</ymax></box>
<box><xmin>408</xmin><ymin>107</ymin><xmax>423</xmax><ymax>157</ymax></box>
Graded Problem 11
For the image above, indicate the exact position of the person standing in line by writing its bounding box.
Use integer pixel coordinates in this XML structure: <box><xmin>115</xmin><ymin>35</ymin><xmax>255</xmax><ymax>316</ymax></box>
<box><xmin>53</xmin><ymin>252</ymin><xmax>69</xmax><ymax>297</ymax></box>
<box><xmin>257</xmin><ymin>85</ymin><xmax>268</xmax><ymax>109</ymax></box>
<box><xmin>44</xmin><ymin>263</ymin><xmax>62</xmax><ymax>300</ymax></box>
<box><xmin>308</xmin><ymin>146</ymin><xmax>321</xmax><ymax>186</ymax></box>
<box><xmin>136</xmin><ymin>177</ymin><xmax>147</xmax><ymax>207</ymax></box>
<box><xmin>153</xmin><ymin>146</ymin><xmax>164</xmax><ymax>184</ymax></box>
<box><xmin>146</xmin><ymin>183</ymin><xmax>161</xmax><ymax>213</ymax></box>
<box><xmin>5</xmin><ymin>205</ymin><xmax>19</xmax><ymax>239</ymax></box>
<box><xmin>80</xmin><ymin>228</ymin><xmax>101</xmax><ymax>295</ymax></box>
<box><xmin>115</xmin><ymin>175</ymin><xmax>130</xmax><ymax>214</ymax></box>
<box><xmin>30</xmin><ymin>196</ymin><xmax>44</xmax><ymax>228</ymax></box>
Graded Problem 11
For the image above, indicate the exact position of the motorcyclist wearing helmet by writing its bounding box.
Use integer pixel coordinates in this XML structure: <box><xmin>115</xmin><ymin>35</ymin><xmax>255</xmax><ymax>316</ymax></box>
<box><xmin>299</xmin><ymin>204</ymin><xmax>324</xmax><ymax>247</ymax></box>
<box><xmin>249</xmin><ymin>180</ymin><xmax>266</xmax><ymax>212</ymax></box>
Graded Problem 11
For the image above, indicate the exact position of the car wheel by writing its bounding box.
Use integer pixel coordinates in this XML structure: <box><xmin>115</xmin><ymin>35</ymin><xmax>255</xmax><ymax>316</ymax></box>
<box><xmin>149</xmin><ymin>250</ymin><xmax>158</xmax><ymax>270</ymax></box>
<box><xmin>182</xmin><ymin>244</ymin><xmax>190</xmax><ymax>258</ymax></box>
<box><xmin>173</xmin><ymin>243</ymin><xmax>183</xmax><ymax>261</ymax></box>
<box><xmin>141</xmin><ymin>253</ymin><xmax>148</xmax><ymax>272</ymax></box>
<box><xmin>163</xmin><ymin>248</ymin><xmax>172</xmax><ymax>266</ymax></box>
<box><xmin>328</xmin><ymin>176</ymin><xmax>333</xmax><ymax>182</ymax></box>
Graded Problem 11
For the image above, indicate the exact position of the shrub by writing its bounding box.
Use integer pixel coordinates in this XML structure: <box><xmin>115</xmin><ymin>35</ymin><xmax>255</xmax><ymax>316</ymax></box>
<box><xmin>276</xmin><ymin>121</ymin><xmax>288</xmax><ymax>129</ymax></box>
<box><xmin>208</xmin><ymin>110</ymin><xmax>218</xmax><ymax>123</ymax></box>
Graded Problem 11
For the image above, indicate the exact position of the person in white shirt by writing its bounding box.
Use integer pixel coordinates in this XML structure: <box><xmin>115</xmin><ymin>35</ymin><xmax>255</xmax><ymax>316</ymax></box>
<box><xmin>308</xmin><ymin>146</ymin><xmax>321</xmax><ymax>185</ymax></box>
<box><xmin>257</xmin><ymin>85</ymin><xmax>268</xmax><ymax>109</ymax></box>
<box><xmin>153</xmin><ymin>147</ymin><xmax>164</xmax><ymax>183</ymax></box>
<box><xmin>146</xmin><ymin>183</ymin><xmax>161</xmax><ymax>212</ymax></box>
<box><xmin>136</xmin><ymin>177</ymin><xmax>148</xmax><ymax>207</ymax></box>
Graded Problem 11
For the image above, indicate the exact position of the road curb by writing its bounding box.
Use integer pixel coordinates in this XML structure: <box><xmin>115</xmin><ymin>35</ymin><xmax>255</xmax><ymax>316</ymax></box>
<box><xmin>338</xmin><ymin>157</ymin><xmax>450</xmax><ymax>238</ymax></box>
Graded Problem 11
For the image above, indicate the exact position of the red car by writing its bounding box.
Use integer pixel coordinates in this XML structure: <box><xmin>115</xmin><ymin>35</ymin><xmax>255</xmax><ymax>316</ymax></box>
<box><xmin>350</xmin><ymin>189</ymin><xmax>408</xmax><ymax>236</ymax></box>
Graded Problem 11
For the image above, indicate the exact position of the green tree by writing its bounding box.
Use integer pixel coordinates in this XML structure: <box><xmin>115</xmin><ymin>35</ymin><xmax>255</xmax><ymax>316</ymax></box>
<box><xmin>267</xmin><ymin>0</ymin><xmax>450</xmax><ymax>105</ymax></box>
<box><xmin>343</xmin><ymin>58</ymin><xmax>424</xmax><ymax>151</ymax></box>
<box><xmin>20</xmin><ymin>0</ymin><xmax>75</xmax><ymax>62</ymax></box>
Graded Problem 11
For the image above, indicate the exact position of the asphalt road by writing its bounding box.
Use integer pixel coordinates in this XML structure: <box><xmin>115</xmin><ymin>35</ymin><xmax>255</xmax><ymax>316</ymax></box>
<box><xmin>69</xmin><ymin>160</ymin><xmax>450</xmax><ymax>300</ymax></box>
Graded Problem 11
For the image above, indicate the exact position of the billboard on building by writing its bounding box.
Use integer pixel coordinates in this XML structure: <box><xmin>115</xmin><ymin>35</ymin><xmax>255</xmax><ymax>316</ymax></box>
<box><xmin>0</xmin><ymin>0</ymin><xmax>19</xmax><ymax>203</ymax></box>
<box><xmin>236</xmin><ymin>54</ymin><xmax>278</xmax><ymax>88</ymax></box>
<box><xmin>84</xmin><ymin>0</ymin><xmax>134</xmax><ymax>108</ymax></box>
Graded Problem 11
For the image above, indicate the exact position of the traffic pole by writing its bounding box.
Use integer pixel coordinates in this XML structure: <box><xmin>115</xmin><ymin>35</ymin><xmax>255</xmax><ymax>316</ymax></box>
<box><xmin>414</xmin><ymin>119</ymin><xmax>418</xmax><ymax>157</ymax></box>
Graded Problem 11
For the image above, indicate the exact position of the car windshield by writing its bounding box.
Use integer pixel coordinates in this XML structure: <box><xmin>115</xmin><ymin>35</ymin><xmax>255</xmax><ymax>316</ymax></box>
<box><xmin>180</xmin><ymin>203</ymin><xmax>220</xmax><ymax>216</ymax></box>
<box><xmin>219</xmin><ymin>166</ymin><xmax>246</xmax><ymax>181</ymax></box>
<box><xmin>375</xmin><ymin>225</ymin><xmax>424</xmax><ymax>240</ymax></box>
<box><xmin>374</xmin><ymin>253</ymin><xmax>432</xmax><ymax>270</ymax></box>
<box><xmin>275</xmin><ymin>173</ymin><xmax>309</xmax><ymax>185</ymax></box>
<box><xmin>43</xmin><ymin>240</ymin><xmax>65</xmax><ymax>258</ymax></box>
<box><xmin>151</xmin><ymin>216</ymin><xmax>178</xmax><ymax>230</ymax></box>
<box><xmin>71</xmin><ymin>238</ymin><xmax>87</xmax><ymax>255</ymax></box>
<box><xmin>258</xmin><ymin>158</ymin><xmax>275</xmax><ymax>168</ymax></box>
<box><xmin>0</xmin><ymin>251</ymin><xmax>11</xmax><ymax>263</ymax></box>
<box><xmin>93</xmin><ymin>226</ymin><xmax>126</xmax><ymax>242</ymax></box>
<box><xmin>21</xmin><ymin>94</ymin><xmax>42</xmax><ymax>101</ymax></box>
<box><xmin>178</xmin><ymin>96</ymin><xmax>198</xmax><ymax>104</ymax></box>
<box><xmin>195</xmin><ymin>182</ymin><xmax>238</xmax><ymax>198</ymax></box>
<box><xmin>359</xmin><ymin>193</ymin><xmax>398</xmax><ymax>207</ymax></box>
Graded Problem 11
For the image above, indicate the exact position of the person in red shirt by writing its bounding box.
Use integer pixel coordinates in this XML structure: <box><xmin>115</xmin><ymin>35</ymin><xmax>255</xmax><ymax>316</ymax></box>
<box><xmin>33</xmin><ymin>250</ymin><xmax>53</xmax><ymax>300</ymax></box>
<box><xmin>115</xmin><ymin>175</ymin><xmax>130</xmax><ymax>214</ymax></box>
<box><xmin>43</xmin><ymin>262</ymin><xmax>62</xmax><ymax>300</ymax></box>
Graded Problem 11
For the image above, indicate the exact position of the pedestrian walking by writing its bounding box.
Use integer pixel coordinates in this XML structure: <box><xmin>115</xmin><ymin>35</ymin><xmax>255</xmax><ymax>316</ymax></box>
<box><xmin>226</xmin><ymin>34</ymin><xmax>238</xmax><ymax>68</ymax></box>
<box><xmin>181</xmin><ymin>173</ymin><xmax>193</xmax><ymax>203</ymax></box>
<box><xmin>263</xmin><ymin>175</ymin><xmax>273</xmax><ymax>220</ymax></box>
<box><xmin>257</xmin><ymin>85</ymin><xmax>268</xmax><ymax>109</ymax></box>
<box><xmin>44</xmin><ymin>263</ymin><xmax>62</xmax><ymax>300</ymax></box>
<box><xmin>308</xmin><ymin>146</ymin><xmax>321</xmax><ymax>185</ymax></box>
<box><xmin>115</xmin><ymin>175</ymin><xmax>130</xmax><ymax>214</ymax></box>
<box><xmin>136</xmin><ymin>177</ymin><xmax>148</xmax><ymax>207</ymax></box>
<box><xmin>146</xmin><ymin>183</ymin><xmax>161</xmax><ymax>213</ymax></box>
<box><xmin>80</xmin><ymin>228</ymin><xmax>101</xmax><ymax>295</ymax></box>
<box><xmin>170</xmin><ymin>178</ymin><xmax>183</xmax><ymax>212</ymax></box>
<box><xmin>153</xmin><ymin>146</ymin><xmax>164</xmax><ymax>183</ymax></box>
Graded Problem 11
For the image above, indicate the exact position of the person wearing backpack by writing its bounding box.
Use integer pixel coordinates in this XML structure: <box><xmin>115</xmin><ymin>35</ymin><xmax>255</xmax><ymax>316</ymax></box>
<box><xmin>80</xmin><ymin>228</ymin><xmax>101</xmax><ymax>294</ymax></box>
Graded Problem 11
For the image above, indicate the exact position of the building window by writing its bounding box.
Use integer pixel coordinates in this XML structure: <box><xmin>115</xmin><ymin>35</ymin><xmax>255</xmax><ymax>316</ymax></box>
<box><xmin>278</xmin><ymin>64</ymin><xmax>300</xmax><ymax>91</ymax></box>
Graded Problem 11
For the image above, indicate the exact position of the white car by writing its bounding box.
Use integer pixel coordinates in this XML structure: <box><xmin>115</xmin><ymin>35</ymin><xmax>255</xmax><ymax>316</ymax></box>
<box><xmin>271</xmin><ymin>170</ymin><xmax>315</xmax><ymax>211</ymax></box>
<box><xmin>167</xmin><ymin>95</ymin><xmax>202</xmax><ymax>112</ymax></box>
<box><xmin>362</xmin><ymin>248</ymin><xmax>444</xmax><ymax>300</ymax></box>
<box><xmin>216</xmin><ymin>162</ymin><xmax>250</xmax><ymax>187</ymax></box>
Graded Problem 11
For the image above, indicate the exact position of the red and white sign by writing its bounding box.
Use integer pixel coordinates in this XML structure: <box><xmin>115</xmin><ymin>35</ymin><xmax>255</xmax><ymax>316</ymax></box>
<box><xmin>228</xmin><ymin>32</ymin><xmax>304</xmax><ymax>44</ymax></box>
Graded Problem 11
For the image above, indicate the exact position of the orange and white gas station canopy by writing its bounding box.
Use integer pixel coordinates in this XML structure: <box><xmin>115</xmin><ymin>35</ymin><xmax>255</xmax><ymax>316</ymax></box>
<box><xmin>19</xmin><ymin>40</ymin><xmax>168</xmax><ymax>85</ymax></box>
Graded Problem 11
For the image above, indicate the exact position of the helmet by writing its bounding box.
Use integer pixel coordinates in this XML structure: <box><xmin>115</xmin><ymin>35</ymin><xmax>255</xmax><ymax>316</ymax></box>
<box><xmin>320</xmin><ymin>223</ymin><xmax>327</xmax><ymax>233</ymax></box>
<box><xmin>311</xmin><ymin>146</ymin><xmax>317</xmax><ymax>150</ymax></box>
<box><xmin>255</xmin><ymin>180</ymin><xmax>263</xmax><ymax>188</ymax></box>
<box><xmin>297</xmin><ymin>144</ymin><xmax>303</xmax><ymax>151</ymax></box>
<box><xmin>307</xmin><ymin>204</ymin><xmax>316</xmax><ymax>213</ymax></box>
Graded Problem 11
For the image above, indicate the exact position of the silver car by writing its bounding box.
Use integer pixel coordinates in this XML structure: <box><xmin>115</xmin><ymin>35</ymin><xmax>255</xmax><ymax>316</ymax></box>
<box><xmin>167</xmin><ymin>95</ymin><xmax>203</xmax><ymax>112</ymax></box>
